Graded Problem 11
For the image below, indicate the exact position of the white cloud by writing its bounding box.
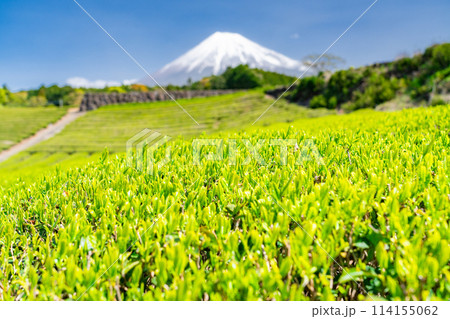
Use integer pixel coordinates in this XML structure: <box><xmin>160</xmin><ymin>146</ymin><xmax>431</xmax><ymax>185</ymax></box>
<box><xmin>290</xmin><ymin>33</ymin><xmax>299</xmax><ymax>39</ymax></box>
<box><xmin>122</xmin><ymin>79</ymin><xmax>139</xmax><ymax>86</ymax></box>
<box><xmin>66</xmin><ymin>77</ymin><xmax>138</xmax><ymax>88</ymax></box>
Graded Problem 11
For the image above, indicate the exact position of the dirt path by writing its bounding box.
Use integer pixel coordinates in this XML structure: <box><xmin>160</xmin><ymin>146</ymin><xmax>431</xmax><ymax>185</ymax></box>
<box><xmin>0</xmin><ymin>108</ymin><xmax>86</xmax><ymax>163</ymax></box>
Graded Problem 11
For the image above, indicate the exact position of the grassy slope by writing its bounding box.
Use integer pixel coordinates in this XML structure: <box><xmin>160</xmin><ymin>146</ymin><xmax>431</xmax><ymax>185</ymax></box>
<box><xmin>0</xmin><ymin>91</ymin><xmax>332</xmax><ymax>185</ymax></box>
<box><xmin>0</xmin><ymin>104</ymin><xmax>448</xmax><ymax>300</ymax></box>
<box><xmin>0</xmin><ymin>106</ymin><xmax>67</xmax><ymax>151</ymax></box>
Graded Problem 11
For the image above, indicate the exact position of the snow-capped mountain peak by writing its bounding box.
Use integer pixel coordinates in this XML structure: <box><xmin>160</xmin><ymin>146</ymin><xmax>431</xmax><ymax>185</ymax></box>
<box><xmin>143</xmin><ymin>32</ymin><xmax>305</xmax><ymax>86</ymax></box>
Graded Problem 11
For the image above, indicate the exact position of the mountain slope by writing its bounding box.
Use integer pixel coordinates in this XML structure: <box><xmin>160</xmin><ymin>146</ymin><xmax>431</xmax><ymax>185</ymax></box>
<box><xmin>143</xmin><ymin>32</ymin><xmax>305</xmax><ymax>86</ymax></box>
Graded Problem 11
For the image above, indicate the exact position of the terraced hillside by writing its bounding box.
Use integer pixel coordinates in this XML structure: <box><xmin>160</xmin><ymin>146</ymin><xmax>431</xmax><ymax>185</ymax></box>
<box><xmin>33</xmin><ymin>91</ymin><xmax>330</xmax><ymax>153</ymax></box>
<box><xmin>0</xmin><ymin>106</ymin><xmax>67</xmax><ymax>152</ymax></box>
<box><xmin>0</xmin><ymin>104</ymin><xmax>448</xmax><ymax>300</ymax></box>
<box><xmin>0</xmin><ymin>91</ymin><xmax>331</xmax><ymax>184</ymax></box>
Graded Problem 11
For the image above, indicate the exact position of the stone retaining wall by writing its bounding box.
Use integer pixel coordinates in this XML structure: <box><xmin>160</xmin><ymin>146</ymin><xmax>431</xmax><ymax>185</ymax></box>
<box><xmin>79</xmin><ymin>90</ymin><xmax>237</xmax><ymax>111</ymax></box>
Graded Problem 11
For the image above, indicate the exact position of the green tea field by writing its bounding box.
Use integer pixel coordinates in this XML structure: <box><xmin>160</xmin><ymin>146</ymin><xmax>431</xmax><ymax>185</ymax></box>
<box><xmin>0</xmin><ymin>91</ymin><xmax>331</xmax><ymax>185</ymax></box>
<box><xmin>0</xmin><ymin>101</ymin><xmax>448</xmax><ymax>300</ymax></box>
<box><xmin>0</xmin><ymin>106</ymin><xmax>67</xmax><ymax>152</ymax></box>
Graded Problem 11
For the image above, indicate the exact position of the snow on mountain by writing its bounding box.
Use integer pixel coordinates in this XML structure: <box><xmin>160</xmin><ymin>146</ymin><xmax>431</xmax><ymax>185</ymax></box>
<box><xmin>142</xmin><ymin>32</ymin><xmax>305</xmax><ymax>86</ymax></box>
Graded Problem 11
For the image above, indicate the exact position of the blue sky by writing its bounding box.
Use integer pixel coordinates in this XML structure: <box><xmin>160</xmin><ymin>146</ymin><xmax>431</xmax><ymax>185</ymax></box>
<box><xmin>1</xmin><ymin>0</ymin><xmax>449</xmax><ymax>91</ymax></box>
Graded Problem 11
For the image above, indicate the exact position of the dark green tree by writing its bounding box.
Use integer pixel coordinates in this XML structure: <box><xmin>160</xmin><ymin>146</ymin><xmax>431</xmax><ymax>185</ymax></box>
<box><xmin>222</xmin><ymin>65</ymin><xmax>262</xmax><ymax>89</ymax></box>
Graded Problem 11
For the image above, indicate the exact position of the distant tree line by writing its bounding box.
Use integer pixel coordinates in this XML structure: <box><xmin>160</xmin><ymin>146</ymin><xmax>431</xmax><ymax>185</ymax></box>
<box><xmin>0</xmin><ymin>65</ymin><xmax>297</xmax><ymax>107</ymax></box>
<box><xmin>287</xmin><ymin>43</ymin><xmax>450</xmax><ymax>111</ymax></box>
<box><xmin>0</xmin><ymin>83</ymin><xmax>152</xmax><ymax>107</ymax></box>
<box><xmin>1</xmin><ymin>65</ymin><xmax>295</xmax><ymax>107</ymax></box>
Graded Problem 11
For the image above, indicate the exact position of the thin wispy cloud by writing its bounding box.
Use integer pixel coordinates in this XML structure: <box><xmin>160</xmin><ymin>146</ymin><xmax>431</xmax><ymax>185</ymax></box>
<box><xmin>290</xmin><ymin>33</ymin><xmax>299</xmax><ymax>39</ymax></box>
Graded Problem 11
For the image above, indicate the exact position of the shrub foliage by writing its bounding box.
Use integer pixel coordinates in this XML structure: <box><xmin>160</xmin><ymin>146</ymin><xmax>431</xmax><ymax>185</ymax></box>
<box><xmin>288</xmin><ymin>43</ymin><xmax>450</xmax><ymax>110</ymax></box>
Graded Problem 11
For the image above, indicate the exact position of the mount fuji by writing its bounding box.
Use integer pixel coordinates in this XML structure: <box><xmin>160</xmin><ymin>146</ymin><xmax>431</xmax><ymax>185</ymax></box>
<box><xmin>142</xmin><ymin>32</ymin><xmax>305</xmax><ymax>86</ymax></box>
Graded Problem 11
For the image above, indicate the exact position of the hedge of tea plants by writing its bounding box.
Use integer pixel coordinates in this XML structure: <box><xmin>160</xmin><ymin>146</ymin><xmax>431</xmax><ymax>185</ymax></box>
<box><xmin>0</xmin><ymin>105</ymin><xmax>449</xmax><ymax>300</ymax></box>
